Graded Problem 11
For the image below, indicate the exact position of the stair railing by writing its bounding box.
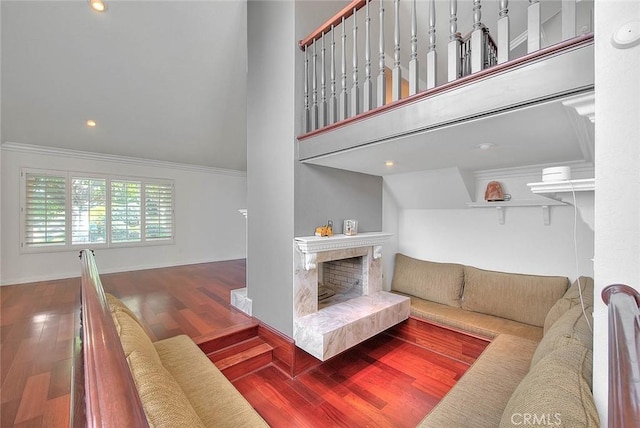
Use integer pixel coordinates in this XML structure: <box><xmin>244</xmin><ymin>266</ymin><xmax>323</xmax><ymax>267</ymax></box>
<box><xmin>601</xmin><ymin>284</ymin><xmax>640</xmax><ymax>428</ymax></box>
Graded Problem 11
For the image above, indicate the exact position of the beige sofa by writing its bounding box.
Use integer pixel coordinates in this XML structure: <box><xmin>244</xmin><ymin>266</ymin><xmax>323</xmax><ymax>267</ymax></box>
<box><xmin>106</xmin><ymin>294</ymin><xmax>268</xmax><ymax>428</ymax></box>
<box><xmin>391</xmin><ymin>254</ymin><xmax>599</xmax><ymax>428</ymax></box>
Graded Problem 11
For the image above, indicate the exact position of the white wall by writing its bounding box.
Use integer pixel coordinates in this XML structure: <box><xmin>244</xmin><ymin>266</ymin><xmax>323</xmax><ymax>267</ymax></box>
<box><xmin>390</xmin><ymin>169</ymin><xmax>595</xmax><ymax>281</ymax></box>
<box><xmin>1</xmin><ymin>144</ymin><xmax>247</xmax><ymax>285</ymax></box>
<box><xmin>593</xmin><ymin>1</ymin><xmax>640</xmax><ymax>424</ymax></box>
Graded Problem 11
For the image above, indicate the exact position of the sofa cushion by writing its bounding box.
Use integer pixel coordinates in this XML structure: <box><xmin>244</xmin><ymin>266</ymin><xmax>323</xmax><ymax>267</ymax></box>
<box><xmin>154</xmin><ymin>335</ymin><xmax>268</xmax><ymax>427</ymax></box>
<box><xmin>112</xmin><ymin>311</ymin><xmax>161</xmax><ymax>364</ymax></box>
<box><xmin>391</xmin><ymin>254</ymin><xmax>465</xmax><ymax>307</ymax></box>
<box><xmin>106</xmin><ymin>293</ymin><xmax>144</xmax><ymax>327</ymax></box>
<box><xmin>398</xmin><ymin>292</ymin><xmax>544</xmax><ymax>341</ymax></box>
<box><xmin>544</xmin><ymin>277</ymin><xmax>594</xmax><ymax>334</ymax></box>
<box><xmin>500</xmin><ymin>345</ymin><xmax>599</xmax><ymax>428</ymax></box>
<box><xmin>127</xmin><ymin>350</ymin><xmax>205</xmax><ymax>428</ymax></box>
<box><xmin>462</xmin><ymin>266</ymin><xmax>569</xmax><ymax>327</ymax></box>
<box><xmin>531</xmin><ymin>305</ymin><xmax>593</xmax><ymax>387</ymax></box>
<box><xmin>419</xmin><ymin>334</ymin><xmax>539</xmax><ymax>428</ymax></box>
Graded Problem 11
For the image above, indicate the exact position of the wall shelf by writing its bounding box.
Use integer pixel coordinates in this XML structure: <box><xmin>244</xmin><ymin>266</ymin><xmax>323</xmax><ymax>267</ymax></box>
<box><xmin>527</xmin><ymin>178</ymin><xmax>595</xmax><ymax>194</ymax></box>
<box><xmin>466</xmin><ymin>199</ymin><xmax>567</xmax><ymax>225</ymax></box>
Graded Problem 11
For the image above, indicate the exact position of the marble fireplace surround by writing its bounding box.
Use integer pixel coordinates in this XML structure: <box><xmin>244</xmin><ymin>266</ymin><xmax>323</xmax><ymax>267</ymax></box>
<box><xmin>294</xmin><ymin>232</ymin><xmax>410</xmax><ymax>361</ymax></box>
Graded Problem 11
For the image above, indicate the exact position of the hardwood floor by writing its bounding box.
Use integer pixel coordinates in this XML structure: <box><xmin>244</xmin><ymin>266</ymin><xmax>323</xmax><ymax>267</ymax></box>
<box><xmin>1</xmin><ymin>259</ymin><xmax>488</xmax><ymax>427</ymax></box>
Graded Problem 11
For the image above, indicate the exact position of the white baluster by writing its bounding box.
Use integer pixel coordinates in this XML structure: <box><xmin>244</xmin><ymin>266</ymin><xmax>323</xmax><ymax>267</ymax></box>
<box><xmin>562</xmin><ymin>0</ymin><xmax>576</xmax><ymax>41</ymax></box>
<box><xmin>304</xmin><ymin>48</ymin><xmax>310</xmax><ymax>132</ymax></box>
<box><xmin>447</xmin><ymin>0</ymin><xmax>461</xmax><ymax>82</ymax></box>
<box><xmin>470</xmin><ymin>0</ymin><xmax>483</xmax><ymax>74</ymax></box>
<box><xmin>340</xmin><ymin>17</ymin><xmax>348</xmax><ymax>121</ymax></box>
<box><xmin>426</xmin><ymin>0</ymin><xmax>437</xmax><ymax>89</ymax></box>
<box><xmin>497</xmin><ymin>0</ymin><xmax>510</xmax><ymax>64</ymax></box>
<box><xmin>363</xmin><ymin>0</ymin><xmax>373</xmax><ymax>112</ymax></box>
<box><xmin>527</xmin><ymin>0</ymin><xmax>541</xmax><ymax>53</ymax></box>
<box><xmin>351</xmin><ymin>8</ymin><xmax>360</xmax><ymax>117</ymax></box>
<box><xmin>311</xmin><ymin>41</ymin><xmax>318</xmax><ymax>130</ymax></box>
<box><xmin>377</xmin><ymin>0</ymin><xmax>386</xmax><ymax>107</ymax></box>
<box><xmin>329</xmin><ymin>26</ymin><xmax>338</xmax><ymax>124</ymax></box>
<box><xmin>409</xmin><ymin>0</ymin><xmax>419</xmax><ymax>95</ymax></box>
<box><xmin>320</xmin><ymin>33</ymin><xmax>327</xmax><ymax>127</ymax></box>
<box><xmin>392</xmin><ymin>0</ymin><xmax>401</xmax><ymax>101</ymax></box>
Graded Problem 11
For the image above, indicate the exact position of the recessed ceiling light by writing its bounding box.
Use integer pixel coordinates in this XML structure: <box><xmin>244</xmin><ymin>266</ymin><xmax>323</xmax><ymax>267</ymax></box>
<box><xmin>86</xmin><ymin>119</ymin><xmax>97</xmax><ymax>127</ymax></box>
<box><xmin>89</xmin><ymin>0</ymin><xmax>107</xmax><ymax>13</ymax></box>
<box><xmin>476</xmin><ymin>143</ymin><xmax>495</xmax><ymax>150</ymax></box>
<box><xmin>385</xmin><ymin>160</ymin><xmax>395</xmax><ymax>167</ymax></box>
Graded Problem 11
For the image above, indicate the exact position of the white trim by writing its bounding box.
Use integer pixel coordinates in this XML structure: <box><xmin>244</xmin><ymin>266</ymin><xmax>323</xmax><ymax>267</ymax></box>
<box><xmin>1</xmin><ymin>142</ymin><xmax>246</xmax><ymax>177</ymax></box>
<box><xmin>474</xmin><ymin>162</ymin><xmax>595</xmax><ymax>181</ymax></box>
<box><xmin>295</xmin><ymin>232</ymin><xmax>393</xmax><ymax>253</ymax></box>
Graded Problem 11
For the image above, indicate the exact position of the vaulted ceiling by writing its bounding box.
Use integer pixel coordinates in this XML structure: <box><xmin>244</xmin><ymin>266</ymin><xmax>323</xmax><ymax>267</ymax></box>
<box><xmin>1</xmin><ymin>0</ymin><xmax>248</xmax><ymax>170</ymax></box>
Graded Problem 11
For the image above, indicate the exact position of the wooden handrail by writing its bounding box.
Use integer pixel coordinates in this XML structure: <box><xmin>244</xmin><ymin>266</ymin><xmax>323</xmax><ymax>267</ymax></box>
<box><xmin>601</xmin><ymin>284</ymin><xmax>640</xmax><ymax>428</ymax></box>
<box><xmin>299</xmin><ymin>0</ymin><xmax>367</xmax><ymax>50</ymax></box>
<box><xmin>71</xmin><ymin>250</ymin><xmax>149</xmax><ymax>427</ymax></box>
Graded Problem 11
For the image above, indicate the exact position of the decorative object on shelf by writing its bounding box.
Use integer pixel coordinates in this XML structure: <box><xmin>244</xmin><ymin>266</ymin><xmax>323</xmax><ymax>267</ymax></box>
<box><xmin>315</xmin><ymin>220</ymin><xmax>334</xmax><ymax>237</ymax></box>
<box><xmin>542</xmin><ymin>166</ymin><xmax>571</xmax><ymax>182</ymax></box>
<box><xmin>484</xmin><ymin>181</ymin><xmax>507</xmax><ymax>201</ymax></box>
<box><xmin>344</xmin><ymin>219</ymin><xmax>358</xmax><ymax>236</ymax></box>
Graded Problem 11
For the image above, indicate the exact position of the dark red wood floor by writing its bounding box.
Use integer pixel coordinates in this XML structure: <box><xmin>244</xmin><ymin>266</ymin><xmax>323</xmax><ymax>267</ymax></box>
<box><xmin>1</xmin><ymin>259</ymin><xmax>487</xmax><ymax>427</ymax></box>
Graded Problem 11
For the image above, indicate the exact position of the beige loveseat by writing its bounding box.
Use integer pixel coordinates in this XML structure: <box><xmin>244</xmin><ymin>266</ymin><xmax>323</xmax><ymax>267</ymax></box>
<box><xmin>391</xmin><ymin>254</ymin><xmax>599</xmax><ymax>428</ymax></box>
<box><xmin>105</xmin><ymin>294</ymin><xmax>268</xmax><ymax>428</ymax></box>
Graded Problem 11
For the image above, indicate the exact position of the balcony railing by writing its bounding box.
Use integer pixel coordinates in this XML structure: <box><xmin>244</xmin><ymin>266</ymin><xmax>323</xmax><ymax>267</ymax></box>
<box><xmin>299</xmin><ymin>0</ymin><xmax>591</xmax><ymax>135</ymax></box>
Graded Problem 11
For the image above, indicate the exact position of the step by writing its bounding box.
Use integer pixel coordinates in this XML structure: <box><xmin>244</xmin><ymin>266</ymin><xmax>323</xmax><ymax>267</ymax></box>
<box><xmin>194</xmin><ymin>320</ymin><xmax>260</xmax><ymax>355</ymax></box>
<box><xmin>213</xmin><ymin>341</ymin><xmax>274</xmax><ymax>381</ymax></box>
<box><xmin>207</xmin><ymin>336</ymin><xmax>266</xmax><ymax>363</ymax></box>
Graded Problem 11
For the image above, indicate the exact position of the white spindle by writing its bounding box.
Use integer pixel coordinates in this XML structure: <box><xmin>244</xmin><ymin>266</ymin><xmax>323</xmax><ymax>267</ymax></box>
<box><xmin>304</xmin><ymin>48</ymin><xmax>310</xmax><ymax>132</ymax></box>
<box><xmin>470</xmin><ymin>0</ymin><xmax>483</xmax><ymax>74</ymax></box>
<box><xmin>392</xmin><ymin>0</ymin><xmax>401</xmax><ymax>101</ymax></box>
<box><xmin>409</xmin><ymin>0</ymin><xmax>419</xmax><ymax>95</ymax></box>
<box><xmin>377</xmin><ymin>0</ymin><xmax>386</xmax><ymax>107</ymax></box>
<box><xmin>562</xmin><ymin>0</ymin><xmax>577</xmax><ymax>41</ymax></box>
<box><xmin>340</xmin><ymin>17</ymin><xmax>348</xmax><ymax>120</ymax></box>
<box><xmin>527</xmin><ymin>0</ymin><xmax>541</xmax><ymax>53</ymax></box>
<box><xmin>363</xmin><ymin>0</ymin><xmax>373</xmax><ymax>112</ymax></box>
<box><xmin>351</xmin><ymin>8</ymin><xmax>360</xmax><ymax>117</ymax></box>
<box><xmin>320</xmin><ymin>33</ymin><xmax>327</xmax><ymax>127</ymax></box>
<box><xmin>447</xmin><ymin>0</ymin><xmax>461</xmax><ymax>82</ymax></box>
<box><xmin>311</xmin><ymin>41</ymin><xmax>319</xmax><ymax>130</ymax></box>
<box><xmin>329</xmin><ymin>26</ymin><xmax>338</xmax><ymax>124</ymax></box>
<box><xmin>426</xmin><ymin>0</ymin><xmax>437</xmax><ymax>89</ymax></box>
<box><xmin>497</xmin><ymin>0</ymin><xmax>510</xmax><ymax>64</ymax></box>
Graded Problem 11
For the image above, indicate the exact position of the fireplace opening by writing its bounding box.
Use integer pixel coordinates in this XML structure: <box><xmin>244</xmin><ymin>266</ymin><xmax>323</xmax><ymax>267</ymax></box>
<box><xmin>318</xmin><ymin>256</ymin><xmax>365</xmax><ymax>309</ymax></box>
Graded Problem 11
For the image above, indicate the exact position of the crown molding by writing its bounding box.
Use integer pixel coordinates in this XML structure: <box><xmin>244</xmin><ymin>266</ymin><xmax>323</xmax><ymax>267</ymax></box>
<box><xmin>1</xmin><ymin>142</ymin><xmax>247</xmax><ymax>177</ymax></box>
<box><xmin>474</xmin><ymin>162</ymin><xmax>594</xmax><ymax>181</ymax></box>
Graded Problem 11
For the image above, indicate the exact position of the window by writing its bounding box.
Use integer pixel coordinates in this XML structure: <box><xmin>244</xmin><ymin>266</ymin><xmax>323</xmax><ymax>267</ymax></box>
<box><xmin>24</xmin><ymin>173</ymin><xmax>67</xmax><ymax>247</ymax></box>
<box><xmin>22</xmin><ymin>169</ymin><xmax>174</xmax><ymax>252</ymax></box>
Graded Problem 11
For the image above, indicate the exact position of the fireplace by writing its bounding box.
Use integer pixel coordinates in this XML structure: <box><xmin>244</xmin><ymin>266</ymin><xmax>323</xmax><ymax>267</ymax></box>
<box><xmin>293</xmin><ymin>232</ymin><xmax>410</xmax><ymax>360</ymax></box>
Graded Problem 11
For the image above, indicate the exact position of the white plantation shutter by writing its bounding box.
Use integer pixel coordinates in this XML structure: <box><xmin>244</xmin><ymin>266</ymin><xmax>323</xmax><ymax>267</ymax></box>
<box><xmin>111</xmin><ymin>180</ymin><xmax>142</xmax><ymax>243</ymax></box>
<box><xmin>24</xmin><ymin>173</ymin><xmax>67</xmax><ymax>247</ymax></box>
<box><xmin>71</xmin><ymin>177</ymin><xmax>107</xmax><ymax>244</ymax></box>
<box><xmin>144</xmin><ymin>182</ymin><xmax>173</xmax><ymax>240</ymax></box>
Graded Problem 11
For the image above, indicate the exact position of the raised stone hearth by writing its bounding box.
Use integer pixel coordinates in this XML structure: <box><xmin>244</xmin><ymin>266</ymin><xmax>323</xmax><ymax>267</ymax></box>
<box><xmin>293</xmin><ymin>233</ymin><xmax>410</xmax><ymax>360</ymax></box>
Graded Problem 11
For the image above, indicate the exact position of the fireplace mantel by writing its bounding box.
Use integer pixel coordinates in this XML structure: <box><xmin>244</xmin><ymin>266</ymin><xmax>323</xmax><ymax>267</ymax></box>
<box><xmin>295</xmin><ymin>232</ymin><xmax>393</xmax><ymax>254</ymax></box>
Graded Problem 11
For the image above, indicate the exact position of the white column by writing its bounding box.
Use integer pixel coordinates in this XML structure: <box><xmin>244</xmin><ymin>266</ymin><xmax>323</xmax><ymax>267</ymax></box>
<box><xmin>340</xmin><ymin>17</ymin><xmax>348</xmax><ymax>120</ymax></box>
<box><xmin>392</xmin><ymin>0</ymin><xmax>402</xmax><ymax>101</ymax></box>
<box><xmin>447</xmin><ymin>0</ymin><xmax>461</xmax><ymax>82</ymax></box>
<box><xmin>351</xmin><ymin>8</ymin><xmax>360</xmax><ymax>117</ymax></box>
<box><xmin>426</xmin><ymin>0</ymin><xmax>437</xmax><ymax>89</ymax></box>
<box><xmin>562</xmin><ymin>0</ymin><xmax>577</xmax><ymax>41</ymax></box>
<box><xmin>329</xmin><ymin>26</ymin><xmax>338</xmax><ymax>124</ymax></box>
<box><xmin>376</xmin><ymin>0</ymin><xmax>386</xmax><ymax>107</ymax></box>
<box><xmin>303</xmin><ymin>49</ymin><xmax>310</xmax><ymax>132</ymax></box>
<box><xmin>363</xmin><ymin>0</ymin><xmax>373</xmax><ymax>112</ymax></box>
<box><xmin>527</xmin><ymin>0</ymin><xmax>541</xmax><ymax>53</ymax></box>
<box><xmin>408</xmin><ymin>0</ymin><xmax>419</xmax><ymax>96</ymax></box>
<box><xmin>470</xmin><ymin>0</ymin><xmax>483</xmax><ymax>74</ymax></box>
<box><xmin>497</xmin><ymin>0</ymin><xmax>510</xmax><ymax>64</ymax></box>
<box><xmin>320</xmin><ymin>33</ymin><xmax>327</xmax><ymax>128</ymax></box>
<box><xmin>311</xmin><ymin>41</ymin><xmax>318</xmax><ymax>129</ymax></box>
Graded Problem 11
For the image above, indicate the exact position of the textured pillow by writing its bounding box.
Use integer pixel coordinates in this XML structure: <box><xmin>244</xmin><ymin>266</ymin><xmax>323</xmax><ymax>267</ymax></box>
<box><xmin>544</xmin><ymin>277</ymin><xmax>594</xmax><ymax>333</ymax></box>
<box><xmin>500</xmin><ymin>345</ymin><xmax>599</xmax><ymax>428</ymax></box>
<box><xmin>106</xmin><ymin>293</ymin><xmax>144</xmax><ymax>327</ymax></box>
<box><xmin>391</xmin><ymin>254</ymin><xmax>464</xmax><ymax>307</ymax></box>
<box><xmin>112</xmin><ymin>311</ymin><xmax>161</xmax><ymax>364</ymax></box>
<box><xmin>127</xmin><ymin>350</ymin><xmax>206</xmax><ymax>428</ymax></box>
<box><xmin>462</xmin><ymin>266</ymin><xmax>569</xmax><ymax>327</ymax></box>
<box><xmin>531</xmin><ymin>305</ymin><xmax>594</xmax><ymax>387</ymax></box>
